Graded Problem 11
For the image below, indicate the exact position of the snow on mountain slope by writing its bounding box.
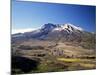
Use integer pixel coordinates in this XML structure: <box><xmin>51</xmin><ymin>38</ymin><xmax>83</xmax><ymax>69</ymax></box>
<box><xmin>66</xmin><ymin>23</ymin><xmax>83</xmax><ymax>31</ymax></box>
<box><xmin>41</xmin><ymin>23</ymin><xmax>83</xmax><ymax>32</ymax></box>
<box><xmin>12</xmin><ymin>23</ymin><xmax>83</xmax><ymax>34</ymax></box>
<box><xmin>12</xmin><ymin>23</ymin><xmax>84</xmax><ymax>42</ymax></box>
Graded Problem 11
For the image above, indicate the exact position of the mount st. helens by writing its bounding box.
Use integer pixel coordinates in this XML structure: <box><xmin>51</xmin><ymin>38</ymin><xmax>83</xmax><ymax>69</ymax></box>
<box><xmin>12</xmin><ymin>23</ymin><xmax>95</xmax><ymax>43</ymax></box>
<box><xmin>12</xmin><ymin>23</ymin><xmax>95</xmax><ymax>49</ymax></box>
<box><xmin>12</xmin><ymin>23</ymin><xmax>96</xmax><ymax>74</ymax></box>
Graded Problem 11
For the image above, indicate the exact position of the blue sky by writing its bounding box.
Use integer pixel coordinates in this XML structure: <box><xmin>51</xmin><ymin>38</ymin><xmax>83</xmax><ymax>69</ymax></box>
<box><xmin>12</xmin><ymin>0</ymin><xmax>96</xmax><ymax>33</ymax></box>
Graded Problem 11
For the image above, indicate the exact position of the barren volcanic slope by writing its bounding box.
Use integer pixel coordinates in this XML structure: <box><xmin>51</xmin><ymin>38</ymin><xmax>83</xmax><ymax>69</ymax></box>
<box><xmin>11</xmin><ymin>23</ymin><xmax>96</xmax><ymax>74</ymax></box>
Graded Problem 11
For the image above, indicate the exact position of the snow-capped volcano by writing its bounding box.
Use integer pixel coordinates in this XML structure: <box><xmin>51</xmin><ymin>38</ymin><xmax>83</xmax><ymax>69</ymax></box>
<box><xmin>12</xmin><ymin>23</ymin><xmax>85</xmax><ymax>42</ymax></box>
<box><xmin>12</xmin><ymin>23</ymin><xmax>83</xmax><ymax>35</ymax></box>
<box><xmin>41</xmin><ymin>23</ymin><xmax>83</xmax><ymax>31</ymax></box>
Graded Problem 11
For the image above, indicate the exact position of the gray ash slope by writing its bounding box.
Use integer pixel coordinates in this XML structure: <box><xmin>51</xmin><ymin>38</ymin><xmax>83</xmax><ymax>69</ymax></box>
<box><xmin>12</xmin><ymin>23</ymin><xmax>95</xmax><ymax>49</ymax></box>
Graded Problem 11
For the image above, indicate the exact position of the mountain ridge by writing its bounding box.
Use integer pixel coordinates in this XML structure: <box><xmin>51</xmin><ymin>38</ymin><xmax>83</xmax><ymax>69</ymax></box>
<box><xmin>12</xmin><ymin>23</ymin><xmax>95</xmax><ymax>49</ymax></box>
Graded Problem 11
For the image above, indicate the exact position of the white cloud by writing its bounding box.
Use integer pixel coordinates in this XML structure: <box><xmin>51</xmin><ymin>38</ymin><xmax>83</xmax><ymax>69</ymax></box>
<box><xmin>12</xmin><ymin>28</ymin><xmax>37</xmax><ymax>34</ymax></box>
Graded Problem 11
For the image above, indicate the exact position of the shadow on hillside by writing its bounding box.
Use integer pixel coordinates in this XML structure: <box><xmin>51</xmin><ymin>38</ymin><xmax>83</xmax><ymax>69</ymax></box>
<box><xmin>12</xmin><ymin>56</ymin><xmax>40</xmax><ymax>74</ymax></box>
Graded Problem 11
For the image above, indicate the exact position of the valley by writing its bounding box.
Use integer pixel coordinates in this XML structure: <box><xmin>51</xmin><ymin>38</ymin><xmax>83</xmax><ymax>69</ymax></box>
<box><xmin>12</xmin><ymin>40</ymin><xmax>96</xmax><ymax>74</ymax></box>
